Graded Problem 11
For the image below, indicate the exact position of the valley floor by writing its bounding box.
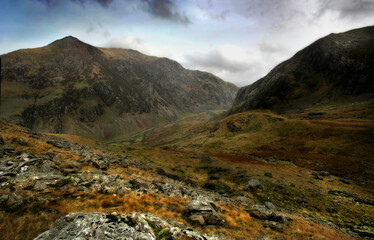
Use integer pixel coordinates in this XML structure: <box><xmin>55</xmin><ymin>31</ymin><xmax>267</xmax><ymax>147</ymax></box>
<box><xmin>0</xmin><ymin>107</ymin><xmax>373</xmax><ymax>239</ymax></box>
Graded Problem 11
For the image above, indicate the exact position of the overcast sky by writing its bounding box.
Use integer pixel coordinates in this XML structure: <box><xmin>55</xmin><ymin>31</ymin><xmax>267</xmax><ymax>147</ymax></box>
<box><xmin>1</xmin><ymin>0</ymin><xmax>374</xmax><ymax>87</ymax></box>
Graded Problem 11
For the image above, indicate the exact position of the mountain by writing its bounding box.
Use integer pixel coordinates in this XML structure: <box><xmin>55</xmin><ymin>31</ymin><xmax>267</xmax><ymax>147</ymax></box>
<box><xmin>0</xmin><ymin>36</ymin><xmax>238</xmax><ymax>139</ymax></box>
<box><xmin>230</xmin><ymin>26</ymin><xmax>374</xmax><ymax>114</ymax></box>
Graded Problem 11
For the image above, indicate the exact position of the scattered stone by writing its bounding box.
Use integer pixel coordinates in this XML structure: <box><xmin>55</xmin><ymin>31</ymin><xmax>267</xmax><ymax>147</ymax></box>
<box><xmin>352</xmin><ymin>226</ymin><xmax>374</xmax><ymax>238</ymax></box>
<box><xmin>263</xmin><ymin>221</ymin><xmax>285</xmax><ymax>233</ymax></box>
<box><xmin>186</xmin><ymin>199</ymin><xmax>224</xmax><ymax>226</ymax></box>
<box><xmin>46</xmin><ymin>140</ymin><xmax>64</xmax><ymax>148</ymax></box>
<box><xmin>247</xmin><ymin>203</ymin><xmax>273</xmax><ymax>220</ymax></box>
<box><xmin>189</xmin><ymin>214</ymin><xmax>205</xmax><ymax>225</ymax></box>
<box><xmin>34</xmin><ymin>212</ymin><xmax>223</xmax><ymax>240</ymax></box>
<box><xmin>209</xmin><ymin>172</ymin><xmax>221</xmax><ymax>180</ymax></box>
<box><xmin>0</xmin><ymin>192</ymin><xmax>24</xmax><ymax>211</ymax></box>
<box><xmin>164</xmin><ymin>172</ymin><xmax>181</xmax><ymax>181</ymax></box>
<box><xmin>328</xmin><ymin>190</ymin><xmax>356</xmax><ymax>198</ymax></box>
<box><xmin>203</xmin><ymin>181</ymin><xmax>231</xmax><ymax>194</ymax></box>
<box><xmin>265</xmin><ymin>202</ymin><xmax>276</xmax><ymax>210</ymax></box>
<box><xmin>34</xmin><ymin>181</ymin><xmax>48</xmax><ymax>191</ymax></box>
<box><xmin>247</xmin><ymin>203</ymin><xmax>292</xmax><ymax>227</ymax></box>
<box><xmin>355</xmin><ymin>198</ymin><xmax>374</xmax><ymax>206</ymax></box>
<box><xmin>227</xmin><ymin>121</ymin><xmax>241</xmax><ymax>132</ymax></box>
<box><xmin>200</xmin><ymin>156</ymin><xmax>214</xmax><ymax>164</ymax></box>
<box><xmin>339</xmin><ymin>179</ymin><xmax>350</xmax><ymax>184</ymax></box>
<box><xmin>244</xmin><ymin>179</ymin><xmax>263</xmax><ymax>191</ymax></box>
<box><xmin>45</xmin><ymin>150</ymin><xmax>55</xmax><ymax>159</ymax></box>
<box><xmin>1</xmin><ymin>145</ymin><xmax>15</xmax><ymax>154</ymax></box>
<box><xmin>128</xmin><ymin>178</ymin><xmax>150</xmax><ymax>190</ymax></box>
<box><xmin>256</xmin><ymin>235</ymin><xmax>269</xmax><ymax>240</ymax></box>
<box><xmin>319</xmin><ymin>171</ymin><xmax>330</xmax><ymax>176</ymax></box>
<box><xmin>313</xmin><ymin>175</ymin><xmax>324</xmax><ymax>180</ymax></box>
<box><xmin>264</xmin><ymin>173</ymin><xmax>273</xmax><ymax>178</ymax></box>
<box><xmin>264</xmin><ymin>114</ymin><xmax>284</xmax><ymax>123</ymax></box>
<box><xmin>156</xmin><ymin>167</ymin><xmax>166</xmax><ymax>175</ymax></box>
<box><xmin>12</xmin><ymin>137</ymin><xmax>28</xmax><ymax>146</ymax></box>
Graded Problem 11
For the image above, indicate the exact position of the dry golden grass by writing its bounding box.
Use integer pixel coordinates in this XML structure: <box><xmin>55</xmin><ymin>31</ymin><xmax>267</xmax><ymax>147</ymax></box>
<box><xmin>0</xmin><ymin>211</ymin><xmax>60</xmax><ymax>240</ymax></box>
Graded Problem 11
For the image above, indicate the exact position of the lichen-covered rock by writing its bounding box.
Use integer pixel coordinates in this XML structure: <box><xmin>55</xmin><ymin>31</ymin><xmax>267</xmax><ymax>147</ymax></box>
<box><xmin>34</xmin><ymin>212</ymin><xmax>224</xmax><ymax>240</ymax></box>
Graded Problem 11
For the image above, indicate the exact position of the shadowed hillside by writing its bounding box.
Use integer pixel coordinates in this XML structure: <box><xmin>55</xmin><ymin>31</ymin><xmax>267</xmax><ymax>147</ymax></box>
<box><xmin>0</xmin><ymin>36</ymin><xmax>238</xmax><ymax>140</ymax></box>
<box><xmin>230</xmin><ymin>26</ymin><xmax>374</xmax><ymax>114</ymax></box>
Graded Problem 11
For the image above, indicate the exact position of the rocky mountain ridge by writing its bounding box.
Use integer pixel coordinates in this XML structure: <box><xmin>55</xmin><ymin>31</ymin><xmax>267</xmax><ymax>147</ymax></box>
<box><xmin>230</xmin><ymin>26</ymin><xmax>374</xmax><ymax>114</ymax></box>
<box><xmin>1</xmin><ymin>36</ymin><xmax>238</xmax><ymax>140</ymax></box>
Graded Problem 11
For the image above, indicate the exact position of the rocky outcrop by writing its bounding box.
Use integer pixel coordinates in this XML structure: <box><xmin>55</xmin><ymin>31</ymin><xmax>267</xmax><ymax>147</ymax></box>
<box><xmin>185</xmin><ymin>199</ymin><xmax>225</xmax><ymax>226</ymax></box>
<box><xmin>244</xmin><ymin>179</ymin><xmax>264</xmax><ymax>191</ymax></box>
<box><xmin>230</xmin><ymin>26</ymin><xmax>374</xmax><ymax>114</ymax></box>
<box><xmin>247</xmin><ymin>203</ymin><xmax>293</xmax><ymax>233</ymax></box>
<box><xmin>34</xmin><ymin>212</ymin><xmax>224</xmax><ymax>240</ymax></box>
<box><xmin>1</xmin><ymin>36</ymin><xmax>238</xmax><ymax>140</ymax></box>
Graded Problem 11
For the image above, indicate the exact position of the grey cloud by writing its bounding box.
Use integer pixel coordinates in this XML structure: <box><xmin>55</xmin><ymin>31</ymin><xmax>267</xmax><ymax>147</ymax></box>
<box><xmin>213</xmin><ymin>10</ymin><xmax>230</xmax><ymax>21</ymax></box>
<box><xmin>103</xmin><ymin>31</ymin><xmax>111</xmax><ymax>38</ymax></box>
<box><xmin>141</xmin><ymin>0</ymin><xmax>191</xmax><ymax>24</ymax></box>
<box><xmin>258</xmin><ymin>42</ymin><xmax>290</xmax><ymax>55</ymax></box>
<box><xmin>38</xmin><ymin>0</ymin><xmax>114</xmax><ymax>7</ymax></box>
<box><xmin>185</xmin><ymin>49</ymin><xmax>252</xmax><ymax>73</ymax></box>
<box><xmin>106</xmin><ymin>36</ymin><xmax>151</xmax><ymax>54</ymax></box>
<box><xmin>319</xmin><ymin>0</ymin><xmax>374</xmax><ymax>19</ymax></box>
<box><xmin>220</xmin><ymin>0</ymin><xmax>374</xmax><ymax>28</ymax></box>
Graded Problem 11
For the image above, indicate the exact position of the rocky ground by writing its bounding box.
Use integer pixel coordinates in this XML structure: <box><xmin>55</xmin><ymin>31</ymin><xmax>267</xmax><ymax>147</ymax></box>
<box><xmin>0</xmin><ymin>121</ymin><xmax>371</xmax><ymax>239</ymax></box>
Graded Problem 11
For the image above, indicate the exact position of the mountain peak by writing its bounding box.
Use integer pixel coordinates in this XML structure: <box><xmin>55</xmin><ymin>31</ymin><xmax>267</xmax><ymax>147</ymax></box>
<box><xmin>49</xmin><ymin>36</ymin><xmax>89</xmax><ymax>48</ymax></box>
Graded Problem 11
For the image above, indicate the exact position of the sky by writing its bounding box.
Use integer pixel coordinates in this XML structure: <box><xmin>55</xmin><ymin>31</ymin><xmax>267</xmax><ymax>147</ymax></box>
<box><xmin>0</xmin><ymin>0</ymin><xmax>374</xmax><ymax>87</ymax></box>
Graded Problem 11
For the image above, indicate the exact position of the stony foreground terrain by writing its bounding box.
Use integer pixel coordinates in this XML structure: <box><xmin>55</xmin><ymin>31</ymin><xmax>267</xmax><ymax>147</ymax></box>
<box><xmin>1</xmin><ymin>120</ymin><xmax>371</xmax><ymax>240</ymax></box>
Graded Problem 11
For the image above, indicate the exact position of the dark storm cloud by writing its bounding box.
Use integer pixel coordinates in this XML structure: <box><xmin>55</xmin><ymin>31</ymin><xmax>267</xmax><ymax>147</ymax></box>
<box><xmin>38</xmin><ymin>0</ymin><xmax>190</xmax><ymax>24</ymax></box>
<box><xmin>141</xmin><ymin>0</ymin><xmax>190</xmax><ymax>24</ymax></box>
<box><xmin>38</xmin><ymin>0</ymin><xmax>114</xmax><ymax>7</ymax></box>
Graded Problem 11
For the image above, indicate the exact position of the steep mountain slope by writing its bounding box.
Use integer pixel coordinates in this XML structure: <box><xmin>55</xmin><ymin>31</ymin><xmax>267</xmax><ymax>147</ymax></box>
<box><xmin>230</xmin><ymin>26</ymin><xmax>374</xmax><ymax>114</ymax></box>
<box><xmin>0</xmin><ymin>36</ymin><xmax>238</xmax><ymax>139</ymax></box>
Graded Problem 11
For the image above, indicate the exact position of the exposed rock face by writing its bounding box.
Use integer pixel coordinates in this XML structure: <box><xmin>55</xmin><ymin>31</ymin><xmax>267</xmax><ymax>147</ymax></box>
<box><xmin>230</xmin><ymin>26</ymin><xmax>374</xmax><ymax>114</ymax></box>
<box><xmin>1</xmin><ymin>36</ymin><xmax>238</xmax><ymax>140</ymax></box>
<box><xmin>34</xmin><ymin>212</ymin><xmax>224</xmax><ymax>240</ymax></box>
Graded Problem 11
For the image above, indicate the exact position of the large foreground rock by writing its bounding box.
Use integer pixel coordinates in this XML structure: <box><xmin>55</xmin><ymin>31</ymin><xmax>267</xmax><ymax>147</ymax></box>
<box><xmin>34</xmin><ymin>212</ymin><xmax>224</xmax><ymax>240</ymax></box>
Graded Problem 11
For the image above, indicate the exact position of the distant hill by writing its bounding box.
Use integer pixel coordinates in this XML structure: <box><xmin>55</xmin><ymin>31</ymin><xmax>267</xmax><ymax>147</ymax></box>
<box><xmin>230</xmin><ymin>26</ymin><xmax>374</xmax><ymax>114</ymax></box>
<box><xmin>0</xmin><ymin>36</ymin><xmax>238</xmax><ymax>139</ymax></box>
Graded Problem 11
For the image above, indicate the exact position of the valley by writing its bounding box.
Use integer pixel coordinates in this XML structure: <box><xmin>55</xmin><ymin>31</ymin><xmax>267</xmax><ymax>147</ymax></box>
<box><xmin>0</xmin><ymin>26</ymin><xmax>373</xmax><ymax>240</ymax></box>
